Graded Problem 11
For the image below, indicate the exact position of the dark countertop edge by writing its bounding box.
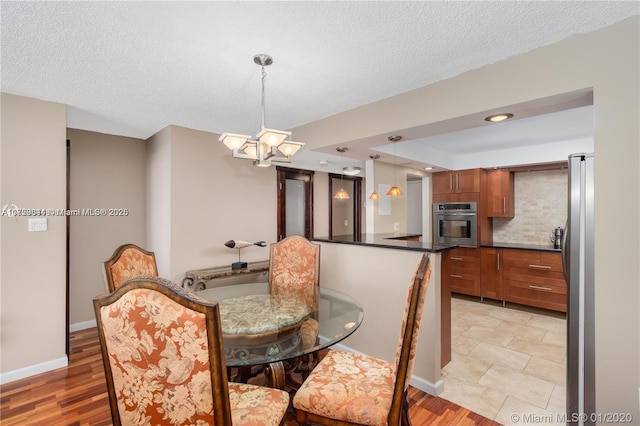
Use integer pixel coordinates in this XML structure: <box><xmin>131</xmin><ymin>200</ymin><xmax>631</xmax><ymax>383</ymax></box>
<box><xmin>311</xmin><ymin>234</ymin><xmax>458</xmax><ymax>253</ymax></box>
<box><xmin>481</xmin><ymin>242</ymin><xmax>562</xmax><ymax>253</ymax></box>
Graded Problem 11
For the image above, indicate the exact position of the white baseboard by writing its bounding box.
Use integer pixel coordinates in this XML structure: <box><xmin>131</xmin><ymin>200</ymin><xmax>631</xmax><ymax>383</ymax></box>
<box><xmin>0</xmin><ymin>356</ymin><xmax>68</xmax><ymax>385</ymax></box>
<box><xmin>410</xmin><ymin>375</ymin><xmax>445</xmax><ymax>396</ymax></box>
<box><xmin>0</xmin><ymin>321</ymin><xmax>96</xmax><ymax>385</ymax></box>
<box><xmin>69</xmin><ymin>319</ymin><xmax>97</xmax><ymax>332</ymax></box>
<box><xmin>326</xmin><ymin>341</ymin><xmax>445</xmax><ymax>396</ymax></box>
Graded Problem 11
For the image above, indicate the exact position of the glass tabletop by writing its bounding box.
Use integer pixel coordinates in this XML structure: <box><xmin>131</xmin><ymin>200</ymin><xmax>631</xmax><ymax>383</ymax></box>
<box><xmin>197</xmin><ymin>282</ymin><xmax>364</xmax><ymax>367</ymax></box>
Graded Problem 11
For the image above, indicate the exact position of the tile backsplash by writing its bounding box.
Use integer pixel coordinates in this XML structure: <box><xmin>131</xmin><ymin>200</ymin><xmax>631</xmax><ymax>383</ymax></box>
<box><xmin>492</xmin><ymin>169</ymin><xmax>568</xmax><ymax>246</ymax></box>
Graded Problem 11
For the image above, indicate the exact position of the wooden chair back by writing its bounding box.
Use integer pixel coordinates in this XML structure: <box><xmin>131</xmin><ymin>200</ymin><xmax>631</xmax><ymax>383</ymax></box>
<box><xmin>291</xmin><ymin>253</ymin><xmax>432</xmax><ymax>425</ymax></box>
<box><xmin>102</xmin><ymin>243</ymin><xmax>158</xmax><ymax>292</ymax></box>
<box><xmin>268</xmin><ymin>235</ymin><xmax>320</xmax><ymax>313</ymax></box>
<box><xmin>93</xmin><ymin>276</ymin><xmax>232</xmax><ymax>425</ymax></box>
<box><xmin>390</xmin><ymin>253</ymin><xmax>431</xmax><ymax>424</ymax></box>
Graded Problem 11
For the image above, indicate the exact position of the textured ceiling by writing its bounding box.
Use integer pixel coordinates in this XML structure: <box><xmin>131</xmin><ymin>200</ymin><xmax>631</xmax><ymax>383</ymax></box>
<box><xmin>1</xmin><ymin>1</ymin><xmax>638</xmax><ymax>171</ymax></box>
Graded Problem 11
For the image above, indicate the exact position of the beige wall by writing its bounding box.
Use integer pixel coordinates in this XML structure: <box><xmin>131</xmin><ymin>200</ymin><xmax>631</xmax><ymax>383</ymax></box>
<box><xmin>146</xmin><ymin>126</ymin><xmax>172</xmax><ymax>277</ymax></box>
<box><xmin>147</xmin><ymin>125</ymin><xmax>278</xmax><ymax>283</ymax></box>
<box><xmin>493</xmin><ymin>169</ymin><xmax>568</xmax><ymax>245</ymax></box>
<box><xmin>292</xmin><ymin>17</ymin><xmax>639</xmax><ymax>416</ymax></box>
<box><xmin>369</xmin><ymin>161</ymin><xmax>428</xmax><ymax>234</ymax></box>
<box><xmin>67</xmin><ymin>129</ymin><xmax>147</xmax><ymax>326</ymax></box>
<box><xmin>317</xmin><ymin>243</ymin><xmax>443</xmax><ymax>393</ymax></box>
<box><xmin>0</xmin><ymin>93</ymin><xmax>67</xmax><ymax>376</ymax></box>
<box><xmin>313</xmin><ymin>172</ymin><xmax>329</xmax><ymax>238</ymax></box>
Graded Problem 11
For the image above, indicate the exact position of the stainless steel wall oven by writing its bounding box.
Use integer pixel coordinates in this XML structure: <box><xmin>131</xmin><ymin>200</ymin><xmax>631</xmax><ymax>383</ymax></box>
<box><xmin>432</xmin><ymin>202</ymin><xmax>478</xmax><ymax>247</ymax></box>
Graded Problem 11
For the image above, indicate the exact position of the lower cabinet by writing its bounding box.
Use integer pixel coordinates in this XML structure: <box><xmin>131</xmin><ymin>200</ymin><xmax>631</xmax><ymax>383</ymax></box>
<box><xmin>480</xmin><ymin>248</ymin><xmax>503</xmax><ymax>301</ymax></box>
<box><xmin>443</xmin><ymin>247</ymin><xmax>481</xmax><ymax>297</ymax></box>
<box><xmin>450</xmin><ymin>247</ymin><xmax>567</xmax><ymax>312</ymax></box>
<box><xmin>502</xmin><ymin>249</ymin><xmax>567</xmax><ymax>312</ymax></box>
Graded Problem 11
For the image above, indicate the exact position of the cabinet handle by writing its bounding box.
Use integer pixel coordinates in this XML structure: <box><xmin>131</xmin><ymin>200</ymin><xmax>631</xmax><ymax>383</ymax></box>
<box><xmin>497</xmin><ymin>253</ymin><xmax>500</xmax><ymax>270</ymax></box>
<box><xmin>503</xmin><ymin>197</ymin><xmax>506</xmax><ymax>214</ymax></box>
<box><xmin>528</xmin><ymin>264</ymin><xmax>552</xmax><ymax>269</ymax></box>
<box><xmin>456</xmin><ymin>174</ymin><xmax>459</xmax><ymax>190</ymax></box>
<box><xmin>450</xmin><ymin>274</ymin><xmax>463</xmax><ymax>278</ymax></box>
<box><xmin>450</xmin><ymin>256</ymin><xmax>463</xmax><ymax>261</ymax></box>
<box><xmin>449</xmin><ymin>174</ymin><xmax>453</xmax><ymax>190</ymax></box>
<box><xmin>529</xmin><ymin>285</ymin><xmax>552</xmax><ymax>291</ymax></box>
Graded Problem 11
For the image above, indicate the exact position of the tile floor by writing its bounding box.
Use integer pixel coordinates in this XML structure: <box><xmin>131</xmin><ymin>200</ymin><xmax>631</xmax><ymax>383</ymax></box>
<box><xmin>439</xmin><ymin>295</ymin><xmax>567</xmax><ymax>425</ymax></box>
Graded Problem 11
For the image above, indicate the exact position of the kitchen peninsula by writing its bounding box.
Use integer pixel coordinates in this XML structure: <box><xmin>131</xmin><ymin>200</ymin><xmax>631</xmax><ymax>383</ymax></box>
<box><xmin>310</xmin><ymin>234</ymin><xmax>457</xmax><ymax>396</ymax></box>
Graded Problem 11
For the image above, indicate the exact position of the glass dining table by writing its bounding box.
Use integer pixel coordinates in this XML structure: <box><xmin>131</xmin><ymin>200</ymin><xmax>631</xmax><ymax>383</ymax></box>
<box><xmin>196</xmin><ymin>282</ymin><xmax>363</xmax><ymax>389</ymax></box>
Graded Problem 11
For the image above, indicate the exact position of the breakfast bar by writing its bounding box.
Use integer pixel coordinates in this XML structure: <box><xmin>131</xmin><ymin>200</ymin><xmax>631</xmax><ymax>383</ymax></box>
<box><xmin>310</xmin><ymin>233</ymin><xmax>457</xmax><ymax>396</ymax></box>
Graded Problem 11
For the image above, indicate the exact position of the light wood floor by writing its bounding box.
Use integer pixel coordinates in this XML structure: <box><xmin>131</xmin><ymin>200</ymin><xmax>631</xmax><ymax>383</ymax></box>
<box><xmin>0</xmin><ymin>328</ymin><xmax>500</xmax><ymax>425</ymax></box>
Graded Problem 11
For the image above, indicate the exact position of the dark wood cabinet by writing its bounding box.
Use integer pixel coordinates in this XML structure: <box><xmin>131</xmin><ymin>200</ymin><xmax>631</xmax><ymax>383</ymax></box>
<box><xmin>443</xmin><ymin>247</ymin><xmax>481</xmax><ymax>297</ymax></box>
<box><xmin>432</xmin><ymin>169</ymin><xmax>481</xmax><ymax>195</ymax></box>
<box><xmin>502</xmin><ymin>249</ymin><xmax>566</xmax><ymax>312</ymax></box>
<box><xmin>480</xmin><ymin>247</ymin><xmax>503</xmax><ymax>301</ymax></box>
<box><xmin>485</xmin><ymin>169</ymin><xmax>514</xmax><ymax>218</ymax></box>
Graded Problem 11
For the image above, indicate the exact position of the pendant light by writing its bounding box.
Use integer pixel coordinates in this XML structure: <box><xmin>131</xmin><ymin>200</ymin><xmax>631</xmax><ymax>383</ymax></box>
<box><xmin>334</xmin><ymin>147</ymin><xmax>350</xmax><ymax>199</ymax></box>
<box><xmin>219</xmin><ymin>54</ymin><xmax>304</xmax><ymax>167</ymax></box>
<box><xmin>368</xmin><ymin>154</ymin><xmax>380</xmax><ymax>200</ymax></box>
<box><xmin>386</xmin><ymin>136</ymin><xmax>404</xmax><ymax>196</ymax></box>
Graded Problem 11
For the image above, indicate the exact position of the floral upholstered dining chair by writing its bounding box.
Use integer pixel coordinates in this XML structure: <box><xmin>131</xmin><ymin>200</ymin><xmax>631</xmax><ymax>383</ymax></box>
<box><xmin>293</xmin><ymin>253</ymin><xmax>432</xmax><ymax>426</ymax></box>
<box><xmin>102</xmin><ymin>243</ymin><xmax>158</xmax><ymax>293</ymax></box>
<box><xmin>269</xmin><ymin>235</ymin><xmax>321</xmax><ymax>381</ymax></box>
<box><xmin>268</xmin><ymin>235</ymin><xmax>320</xmax><ymax>314</ymax></box>
<box><xmin>93</xmin><ymin>276</ymin><xmax>290</xmax><ymax>426</ymax></box>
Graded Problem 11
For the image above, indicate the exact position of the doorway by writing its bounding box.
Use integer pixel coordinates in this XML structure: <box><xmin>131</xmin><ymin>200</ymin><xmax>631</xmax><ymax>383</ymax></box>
<box><xmin>276</xmin><ymin>167</ymin><xmax>314</xmax><ymax>240</ymax></box>
<box><xmin>328</xmin><ymin>173</ymin><xmax>362</xmax><ymax>239</ymax></box>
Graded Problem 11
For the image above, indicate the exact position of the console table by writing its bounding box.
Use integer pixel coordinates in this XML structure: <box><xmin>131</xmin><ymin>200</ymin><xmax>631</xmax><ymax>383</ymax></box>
<box><xmin>182</xmin><ymin>260</ymin><xmax>270</xmax><ymax>291</ymax></box>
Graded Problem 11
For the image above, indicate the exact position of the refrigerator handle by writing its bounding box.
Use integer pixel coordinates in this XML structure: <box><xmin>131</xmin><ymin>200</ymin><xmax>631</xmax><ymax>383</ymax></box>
<box><xmin>561</xmin><ymin>220</ymin><xmax>569</xmax><ymax>283</ymax></box>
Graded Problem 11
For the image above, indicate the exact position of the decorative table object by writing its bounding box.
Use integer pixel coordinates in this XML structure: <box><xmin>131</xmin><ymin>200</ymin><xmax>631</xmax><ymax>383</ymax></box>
<box><xmin>224</xmin><ymin>240</ymin><xmax>267</xmax><ymax>269</ymax></box>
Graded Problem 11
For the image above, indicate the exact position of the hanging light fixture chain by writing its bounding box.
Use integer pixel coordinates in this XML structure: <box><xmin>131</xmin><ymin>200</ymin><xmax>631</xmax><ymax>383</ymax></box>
<box><xmin>260</xmin><ymin>63</ymin><xmax>267</xmax><ymax>131</ymax></box>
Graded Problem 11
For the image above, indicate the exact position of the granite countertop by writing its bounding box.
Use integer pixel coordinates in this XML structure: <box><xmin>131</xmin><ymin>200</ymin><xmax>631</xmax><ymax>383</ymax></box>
<box><xmin>481</xmin><ymin>242</ymin><xmax>562</xmax><ymax>253</ymax></box>
<box><xmin>311</xmin><ymin>233</ymin><xmax>458</xmax><ymax>253</ymax></box>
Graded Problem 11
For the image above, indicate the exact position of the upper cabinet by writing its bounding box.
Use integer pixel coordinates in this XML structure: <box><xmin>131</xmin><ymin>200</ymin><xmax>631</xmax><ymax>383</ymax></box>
<box><xmin>485</xmin><ymin>169</ymin><xmax>514</xmax><ymax>218</ymax></box>
<box><xmin>432</xmin><ymin>169</ymin><xmax>481</xmax><ymax>194</ymax></box>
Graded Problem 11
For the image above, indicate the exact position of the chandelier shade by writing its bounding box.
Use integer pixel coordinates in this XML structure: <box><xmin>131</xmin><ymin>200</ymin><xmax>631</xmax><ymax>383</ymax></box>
<box><xmin>386</xmin><ymin>185</ymin><xmax>404</xmax><ymax>196</ymax></box>
<box><xmin>220</xmin><ymin>54</ymin><xmax>304</xmax><ymax>167</ymax></box>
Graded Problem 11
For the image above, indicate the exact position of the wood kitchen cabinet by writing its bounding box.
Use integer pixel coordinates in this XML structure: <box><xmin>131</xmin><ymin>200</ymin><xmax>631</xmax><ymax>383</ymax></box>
<box><xmin>443</xmin><ymin>247</ymin><xmax>481</xmax><ymax>297</ymax></box>
<box><xmin>485</xmin><ymin>169</ymin><xmax>514</xmax><ymax>218</ymax></box>
<box><xmin>480</xmin><ymin>247</ymin><xmax>503</xmax><ymax>301</ymax></box>
<box><xmin>502</xmin><ymin>249</ymin><xmax>566</xmax><ymax>312</ymax></box>
<box><xmin>432</xmin><ymin>169</ymin><xmax>481</xmax><ymax>195</ymax></box>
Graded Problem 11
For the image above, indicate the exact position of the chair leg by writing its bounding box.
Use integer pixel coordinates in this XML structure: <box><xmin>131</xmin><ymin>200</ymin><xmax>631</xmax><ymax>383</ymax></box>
<box><xmin>295</xmin><ymin>409</ymin><xmax>308</xmax><ymax>424</ymax></box>
<box><xmin>401</xmin><ymin>391</ymin><xmax>412</xmax><ymax>426</ymax></box>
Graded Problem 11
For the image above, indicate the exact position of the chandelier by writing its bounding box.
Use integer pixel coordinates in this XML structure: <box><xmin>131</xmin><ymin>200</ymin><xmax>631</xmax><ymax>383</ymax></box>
<box><xmin>219</xmin><ymin>54</ymin><xmax>304</xmax><ymax>167</ymax></box>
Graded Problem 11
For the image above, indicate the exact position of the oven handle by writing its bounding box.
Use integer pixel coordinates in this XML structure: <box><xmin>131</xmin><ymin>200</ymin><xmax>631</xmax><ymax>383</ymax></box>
<box><xmin>437</xmin><ymin>212</ymin><xmax>477</xmax><ymax>216</ymax></box>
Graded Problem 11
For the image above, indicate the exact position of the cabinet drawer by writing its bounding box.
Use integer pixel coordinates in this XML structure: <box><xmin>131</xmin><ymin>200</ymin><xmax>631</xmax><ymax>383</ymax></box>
<box><xmin>449</xmin><ymin>273</ymin><xmax>481</xmax><ymax>296</ymax></box>
<box><xmin>503</xmin><ymin>250</ymin><xmax>564</xmax><ymax>274</ymax></box>
<box><xmin>504</xmin><ymin>278</ymin><xmax>567</xmax><ymax>312</ymax></box>
<box><xmin>502</xmin><ymin>249</ymin><xmax>566</xmax><ymax>312</ymax></box>
<box><xmin>444</xmin><ymin>247</ymin><xmax>481</xmax><ymax>296</ymax></box>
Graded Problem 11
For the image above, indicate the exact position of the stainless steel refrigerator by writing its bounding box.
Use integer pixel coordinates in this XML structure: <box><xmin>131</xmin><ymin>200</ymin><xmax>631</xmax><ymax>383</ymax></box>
<box><xmin>563</xmin><ymin>153</ymin><xmax>595</xmax><ymax>424</ymax></box>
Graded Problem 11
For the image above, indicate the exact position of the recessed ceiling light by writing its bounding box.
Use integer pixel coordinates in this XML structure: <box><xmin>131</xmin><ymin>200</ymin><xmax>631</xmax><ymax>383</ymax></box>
<box><xmin>319</xmin><ymin>160</ymin><xmax>328</xmax><ymax>165</ymax></box>
<box><xmin>424</xmin><ymin>166</ymin><xmax>433</xmax><ymax>170</ymax></box>
<box><xmin>485</xmin><ymin>113</ymin><xmax>514</xmax><ymax>122</ymax></box>
<box><xmin>343</xmin><ymin>166</ymin><xmax>361</xmax><ymax>176</ymax></box>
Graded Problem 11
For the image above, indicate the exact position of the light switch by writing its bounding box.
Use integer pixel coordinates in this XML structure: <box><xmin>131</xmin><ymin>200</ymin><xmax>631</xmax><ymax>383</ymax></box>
<box><xmin>28</xmin><ymin>218</ymin><xmax>47</xmax><ymax>232</ymax></box>
<box><xmin>344</xmin><ymin>219</ymin><xmax>349</xmax><ymax>227</ymax></box>
<box><xmin>394</xmin><ymin>222</ymin><xmax>400</xmax><ymax>231</ymax></box>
